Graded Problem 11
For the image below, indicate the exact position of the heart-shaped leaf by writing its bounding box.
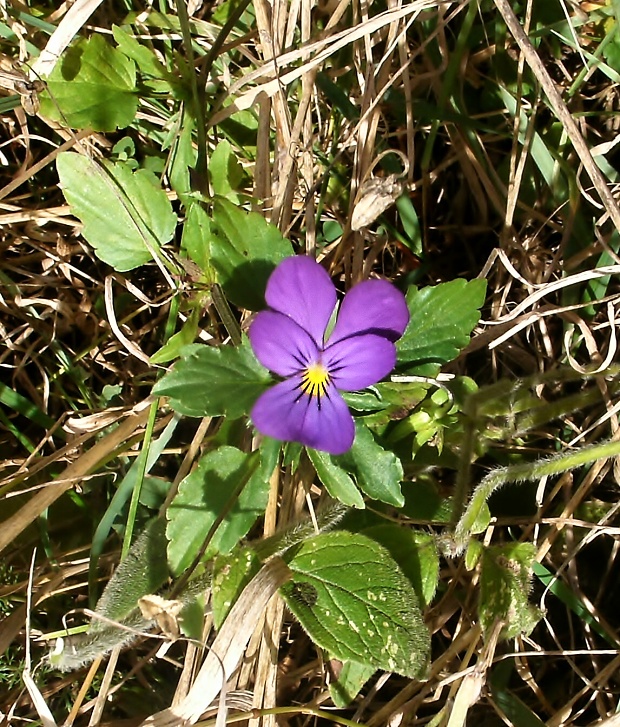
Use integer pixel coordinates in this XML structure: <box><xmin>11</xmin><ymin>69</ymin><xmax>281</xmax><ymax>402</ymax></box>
<box><xmin>41</xmin><ymin>34</ymin><xmax>138</xmax><ymax>131</ymax></box>
<box><xmin>280</xmin><ymin>531</ymin><xmax>430</xmax><ymax>678</ymax></box>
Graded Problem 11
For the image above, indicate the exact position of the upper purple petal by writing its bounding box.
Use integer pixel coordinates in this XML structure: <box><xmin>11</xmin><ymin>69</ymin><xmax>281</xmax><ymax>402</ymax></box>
<box><xmin>323</xmin><ymin>334</ymin><xmax>396</xmax><ymax>391</ymax></box>
<box><xmin>249</xmin><ymin>310</ymin><xmax>319</xmax><ymax>376</ymax></box>
<box><xmin>251</xmin><ymin>376</ymin><xmax>355</xmax><ymax>455</ymax></box>
<box><xmin>328</xmin><ymin>279</ymin><xmax>409</xmax><ymax>344</ymax></box>
<box><xmin>264</xmin><ymin>256</ymin><xmax>337</xmax><ymax>346</ymax></box>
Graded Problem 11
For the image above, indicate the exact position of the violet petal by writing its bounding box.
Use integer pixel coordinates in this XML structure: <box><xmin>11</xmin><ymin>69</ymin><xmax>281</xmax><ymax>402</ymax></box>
<box><xmin>329</xmin><ymin>279</ymin><xmax>409</xmax><ymax>343</ymax></box>
<box><xmin>264</xmin><ymin>256</ymin><xmax>337</xmax><ymax>345</ymax></box>
<box><xmin>251</xmin><ymin>376</ymin><xmax>355</xmax><ymax>455</ymax></box>
<box><xmin>324</xmin><ymin>333</ymin><xmax>396</xmax><ymax>391</ymax></box>
<box><xmin>249</xmin><ymin>310</ymin><xmax>319</xmax><ymax>376</ymax></box>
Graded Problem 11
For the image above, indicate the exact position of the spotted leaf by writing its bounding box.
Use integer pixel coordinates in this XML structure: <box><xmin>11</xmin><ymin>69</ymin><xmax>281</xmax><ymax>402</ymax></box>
<box><xmin>280</xmin><ymin>531</ymin><xmax>430</xmax><ymax>678</ymax></box>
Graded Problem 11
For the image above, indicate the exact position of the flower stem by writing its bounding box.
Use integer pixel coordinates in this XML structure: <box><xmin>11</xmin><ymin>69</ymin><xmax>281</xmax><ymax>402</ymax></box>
<box><xmin>453</xmin><ymin>437</ymin><xmax>620</xmax><ymax>553</ymax></box>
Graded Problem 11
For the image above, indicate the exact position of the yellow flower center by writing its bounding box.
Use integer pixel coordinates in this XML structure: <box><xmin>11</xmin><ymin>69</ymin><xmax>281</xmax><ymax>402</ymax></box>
<box><xmin>300</xmin><ymin>362</ymin><xmax>330</xmax><ymax>399</ymax></box>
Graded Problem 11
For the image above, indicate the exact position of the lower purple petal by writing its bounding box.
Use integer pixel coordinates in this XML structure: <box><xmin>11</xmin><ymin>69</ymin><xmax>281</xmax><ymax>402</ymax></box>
<box><xmin>329</xmin><ymin>279</ymin><xmax>410</xmax><ymax>343</ymax></box>
<box><xmin>324</xmin><ymin>334</ymin><xmax>396</xmax><ymax>390</ymax></box>
<box><xmin>249</xmin><ymin>310</ymin><xmax>318</xmax><ymax>376</ymax></box>
<box><xmin>251</xmin><ymin>377</ymin><xmax>355</xmax><ymax>455</ymax></box>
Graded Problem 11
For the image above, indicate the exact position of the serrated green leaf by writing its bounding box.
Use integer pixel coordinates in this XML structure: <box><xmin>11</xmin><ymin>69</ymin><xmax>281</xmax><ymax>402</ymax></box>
<box><xmin>342</xmin><ymin>381</ymin><xmax>429</xmax><ymax>418</ymax></box>
<box><xmin>397</xmin><ymin>279</ymin><xmax>486</xmax><ymax>376</ymax></box>
<box><xmin>152</xmin><ymin>337</ymin><xmax>271</xmax><ymax>418</ymax></box>
<box><xmin>57</xmin><ymin>152</ymin><xmax>177</xmax><ymax>271</ymax></box>
<box><xmin>479</xmin><ymin>543</ymin><xmax>542</xmax><ymax>639</ymax></box>
<box><xmin>166</xmin><ymin>441</ymin><xmax>276</xmax><ymax>575</ymax></box>
<box><xmin>212</xmin><ymin>547</ymin><xmax>261</xmax><ymax>628</ymax></box>
<box><xmin>307</xmin><ymin>448</ymin><xmax>365</xmax><ymax>509</ymax></box>
<box><xmin>362</xmin><ymin>525</ymin><xmax>439</xmax><ymax>608</ymax></box>
<box><xmin>335</xmin><ymin>423</ymin><xmax>404</xmax><ymax>506</ymax></box>
<box><xmin>40</xmin><ymin>34</ymin><xmax>138</xmax><ymax>131</ymax></box>
<box><xmin>329</xmin><ymin>660</ymin><xmax>376</xmax><ymax>707</ymax></box>
<box><xmin>209</xmin><ymin>198</ymin><xmax>293</xmax><ymax>310</ymax></box>
<box><xmin>280</xmin><ymin>531</ymin><xmax>430</xmax><ymax>678</ymax></box>
<box><xmin>112</xmin><ymin>25</ymin><xmax>169</xmax><ymax>80</ymax></box>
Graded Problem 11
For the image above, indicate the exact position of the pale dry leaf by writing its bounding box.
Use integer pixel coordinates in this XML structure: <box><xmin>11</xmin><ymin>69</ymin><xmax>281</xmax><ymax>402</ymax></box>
<box><xmin>23</xmin><ymin>671</ymin><xmax>58</xmax><ymax>727</ymax></box>
<box><xmin>351</xmin><ymin>175</ymin><xmax>404</xmax><ymax>231</ymax></box>
<box><xmin>142</xmin><ymin>557</ymin><xmax>291</xmax><ymax>727</ymax></box>
<box><xmin>63</xmin><ymin>407</ymin><xmax>131</xmax><ymax>434</ymax></box>
<box><xmin>138</xmin><ymin>595</ymin><xmax>184</xmax><ymax>641</ymax></box>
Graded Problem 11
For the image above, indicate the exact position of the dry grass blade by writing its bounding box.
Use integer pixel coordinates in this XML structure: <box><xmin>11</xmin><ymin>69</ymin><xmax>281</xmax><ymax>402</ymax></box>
<box><xmin>0</xmin><ymin>401</ymin><xmax>151</xmax><ymax>556</ymax></box>
<box><xmin>493</xmin><ymin>0</ymin><xmax>620</xmax><ymax>232</ymax></box>
<box><xmin>142</xmin><ymin>558</ymin><xmax>291</xmax><ymax>726</ymax></box>
<box><xmin>210</xmin><ymin>0</ymin><xmax>444</xmax><ymax>125</ymax></box>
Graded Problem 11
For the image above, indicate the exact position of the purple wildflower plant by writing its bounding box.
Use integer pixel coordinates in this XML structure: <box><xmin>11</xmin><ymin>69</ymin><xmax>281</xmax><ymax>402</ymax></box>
<box><xmin>248</xmin><ymin>256</ymin><xmax>410</xmax><ymax>455</ymax></box>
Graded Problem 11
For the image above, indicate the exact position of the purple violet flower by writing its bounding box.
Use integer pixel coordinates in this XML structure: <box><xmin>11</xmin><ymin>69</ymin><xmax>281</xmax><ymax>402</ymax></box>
<box><xmin>248</xmin><ymin>256</ymin><xmax>409</xmax><ymax>455</ymax></box>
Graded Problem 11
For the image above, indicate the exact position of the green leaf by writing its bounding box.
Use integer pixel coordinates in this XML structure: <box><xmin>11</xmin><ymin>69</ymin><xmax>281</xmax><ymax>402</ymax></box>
<box><xmin>112</xmin><ymin>25</ymin><xmax>169</xmax><ymax>80</ymax></box>
<box><xmin>212</xmin><ymin>547</ymin><xmax>261</xmax><ymax>628</ymax></box>
<box><xmin>329</xmin><ymin>661</ymin><xmax>376</xmax><ymax>707</ymax></box>
<box><xmin>532</xmin><ymin>561</ymin><xmax>618</xmax><ymax>646</ymax></box>
<box><xmin>465</xmin><ymin>539</ymin><xmax>484</xmax><ymax>571</ymax></box>
<box><xmin>57</xmin><ymin>152</ymin><xmax>177</xmax><ymax>271</ymax></box>
<box><xmin>89</xmin><ymin>416</ymin><xmax>179</xmax><ymax>605</ymax></box>
<box><xmin>166</xmin><ymin>441</ymin><xmax>276</xmax><ymax>575</ymax></box>
<box><xmin>168</xmin><ymin>114</ymin><xmax>198</xmax><ymax>199</ymax></box>
<box><xmin>315</xmin><ymin>72</ymin><xmax>359</xmax><ymax>121</ymax></box>
<box><xmin>401</xmin><ymin>480</ymin><xmax>452</xmax><ymax>523</ymax></box>
<box><xmin>152</xmin><ymin>337</ymin><xmax>271</xmax><ymax>418</ymax></box>
<box><xmin>210</xmin><ymin>140</ymin><xmax>246</xmax><ymax>201</ymax></box>
<box><xmin>40</xmin><ymin>34</ymin><xmax>138</xmax><ymax>131</ymax></box>
<box><xmin>479</xmin><ymin>543</ymin><xmax>542</xmax><ymax>639</ymax></box>
<box><xmin>94</xmin><ymin>518</ymin><xmax>170</xmax><ymax>626</ymax></box>
<box><xmin>253</xmin><ymin>502</ymin><xmax>348</xmax><ymax>561</ymax></box>
<box><xmin>603</xmin><ymin>24</ymin><xmax>620</xmax><ymax>74</ymax></box>
<box><xmin>280</xmin><ymin>531</ymin><xmax>430</xmax><ymax>678</ymax></box>
<box><xmin>150</xmin><ymin>309</ymin><xmax>200</xmax><ymax>364</ymax></box>
<box><xmin>343</xmin><ymin>381</ymin><xmax>429</xmax><ymax>415</ymax></box>
<box><xmin>335</xmin><ymin>423</ymin><xmax>404</xmax><ymax>507</ymax></box>
<box><xmin>179</xmin><ymin>593</ymin><xmax>207</xmax><ymax>641</ymax></box>
<box><xmin>307</xmin><ymin>448</ymin><xmax>365</xmax><ymax>509</ymax></box>
<box><xmin>395</xmin><ymin>195</ymin><xmax>423</xmax><ymax>257</ymax></box>
<box><xmin>362</xmin><ymin>525</ymin><xmax>439</xmax><ymax>608</ymax></box>
<box><xmin>397</xmin><ymin>279</ymin><xmax>486</xmax><ymax>376</ymax></box>
<box><xmin>49</xmin><ymin>518</ymin><xmax>170</xmax><ymax>671</ymax></box>
<box><xmin>490</xmin><ymin>662</ymin><xmax>547</xmax><ymax>727</ymax></box>
<box><xmin>0</xmin><ymin>381</ymin><xmax>57</xmax><ymax>433</ymax></box>
<box><xmin>181</xmin><ymin>202</ymin><xmax>216</xmax><ymax>277</ymax></box>
<box><xmin>209</xmin><ymin>198</ymin><xmax>293</xmax><ymax>309</ymax></box>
